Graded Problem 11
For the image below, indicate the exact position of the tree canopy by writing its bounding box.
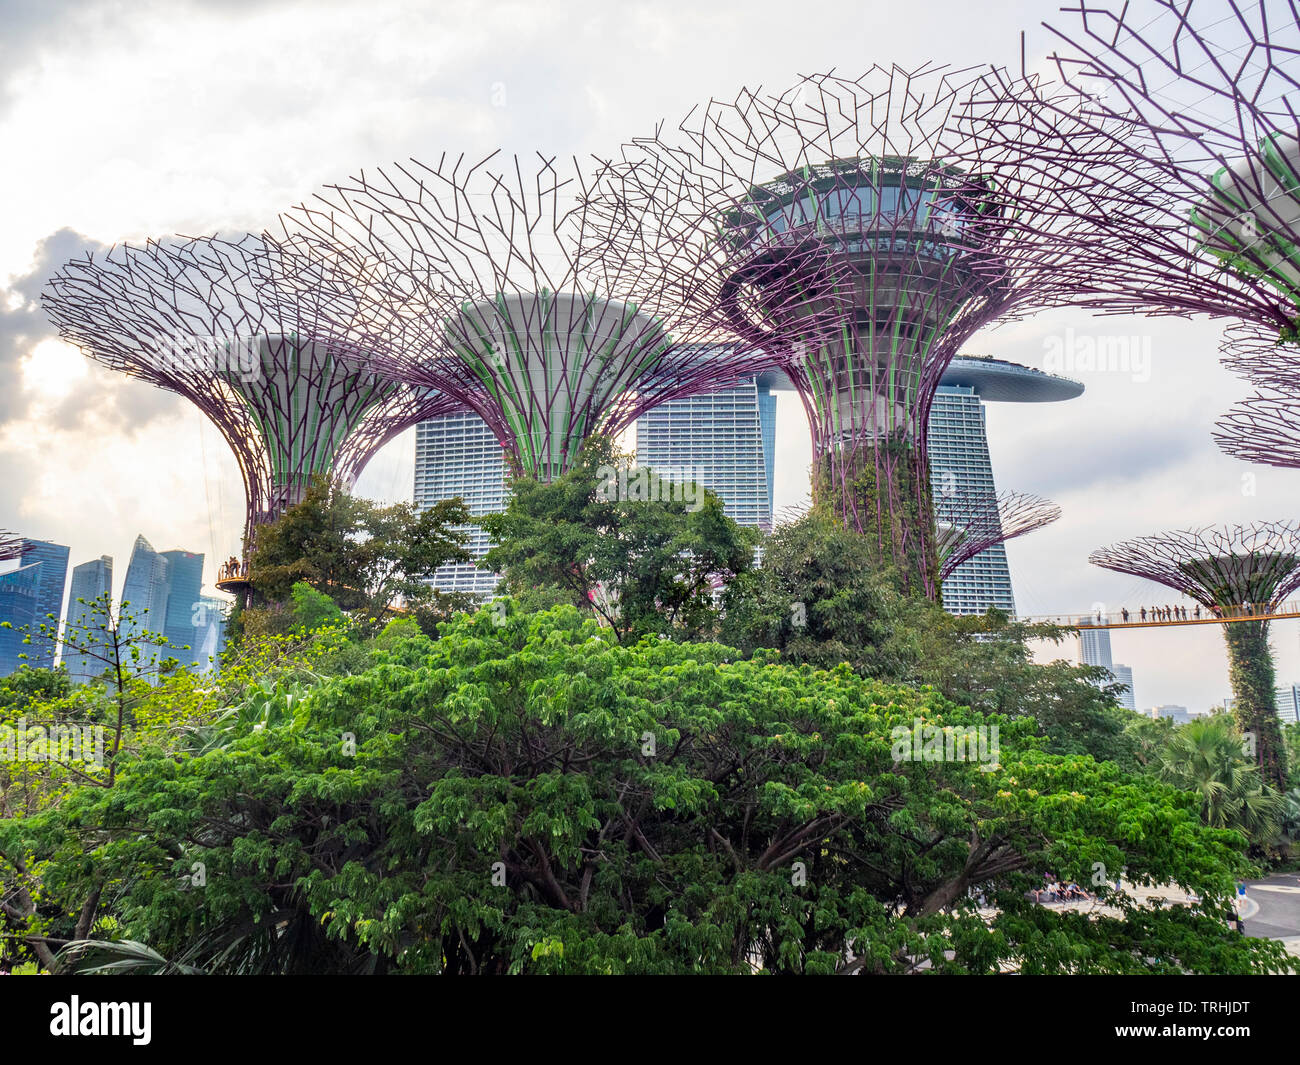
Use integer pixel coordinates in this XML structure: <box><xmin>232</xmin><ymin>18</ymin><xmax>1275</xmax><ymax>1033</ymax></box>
<box><xmin>482</xmin><ymin>437</ymin><xmax>759</xmax><ymax>643</ymax></box>
<box><xmin>3</xmin><ymin>605</ymin><xmax>1287</xmax><ymax>975</ymax></box>
<box><xmin>240</xmin><ymin>476</ymin><xmax>473</xmax><ymax>636</ymax></box>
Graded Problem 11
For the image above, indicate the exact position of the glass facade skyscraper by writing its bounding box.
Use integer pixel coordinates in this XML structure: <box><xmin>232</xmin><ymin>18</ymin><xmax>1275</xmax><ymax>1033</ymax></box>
<box><xmin>413</xmin><ymin>411</ymin><xmax>509</xmax><ymax>597</ymax></box>
<box><xmin>194</xmin><ymin>594</ymin><xmax>229</xmax><ymax>673</ymax></box>
<box><xmin>0</xmin><ymin>564</ymin><xmax>41</xmax><ymax>676</ymax></box>
<box><xmin>161</xmin><ymin>549</ymin><xmax>205</xmax><ymax>666</ymax></box>
<box><xmin>412</xmin><ymin>363</ymin><xmax>783</xmax><ymax>597</ymax></box>
<box><xmin>1276</xmin><ymin>683</ymin><xmax>1300</xmax><ymax>725</ymax></box>
<box><xmin>17</xmin><ymin>539</ymin><xmax>70</xmax><ymax>668</ymax></box>
<box><xmin>63</xmin><ymin>555</ymin><xmax>113</xmax><ymax>685</ymax></box>
<box><xmin>121</xmin><ymin>535</ymin><xmax>171</xmax><ymax>672</ymax></box>
<box><xmin>635</xmin><ymin>372</ymin><xmax>781</xmax><ymax>532</ymax></box>
<box><xmin>928</xmin><ymin>385</ymin><xmax>1012</xmax><ymax>613</ymax></box>
<box><xmin>1076</xmin><ymin>623</ymin><xmax>1137</xmax><ymax>713</ymax></box>
<box><xmin>927</xmin><ymin>357</ymin><xmax>1083</xmax><ymax>616</ymax></box>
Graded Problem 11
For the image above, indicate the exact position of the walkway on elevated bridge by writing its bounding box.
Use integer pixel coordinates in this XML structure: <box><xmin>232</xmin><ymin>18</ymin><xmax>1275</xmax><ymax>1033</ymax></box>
<box><xmin>1015</xmin><ymin>599</ymin><xmax>1300</xmax><ymax>630</ymax></box>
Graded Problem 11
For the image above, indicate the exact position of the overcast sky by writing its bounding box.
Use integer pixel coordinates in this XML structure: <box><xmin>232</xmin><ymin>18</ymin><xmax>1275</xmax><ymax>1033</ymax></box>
<box><xmin>2</xmin><ymin>0</ymin><xmax>1297</xmax><ymax>712</ymax></box>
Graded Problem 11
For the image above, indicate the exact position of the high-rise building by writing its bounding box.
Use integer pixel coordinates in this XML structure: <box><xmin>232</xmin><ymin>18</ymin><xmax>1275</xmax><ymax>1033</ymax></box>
<box><xmin>1075</xmin><ymin>623</ymin><xmax>1138</xmax><ymax>713</ymax></box>
<box><xmin>193</xmin><ymin>595</ymin><xmax>229</xmax><ymax>673</ymax></box>
<box><xmin>120</xmin><ymin>535</ymin><xmax>171</xmax><ymax>670</ymax></box>
<box><xmin>63</xmin><ymin>555</ymin><xmax>113</xmax><ymax>685</ymax></box>
<box><xmin>928</xmin><ymin>357</ymin><xmax>1083</xmax><ymax>615</ymax></box>
<box><xmin>415</xmin><ymin>365</ymin><xmax>785</xmax><ymax>597</ymax></box>
<box><xmin>160</xmin><ymin>550</ymin><xmax>204</xmax><ymax>667</ymax></box>
<box><xmin>0</xmin><ymin>564</ymin><xmax>41</xmax><ymax>676</ymax></box>
<box><xmin>1275</xmin><ymin>684</ymin><xmax>1300</xmax><ymax>725</ymax></box>
<box><xmin>1077</xmin><ymin>624</ymin><xmax>1115</xmax><ymax>671</ymax></box>
<box><xmin>1150</xmin><ymin>704</ymin><xmax>1192</xmax><ymax>725</ymax></box>
<box><xmin>1111</xmin><ymin>664</ymin><xmax>1137</xmax><ymax>713</ymax></box>
<box><xmin>413</xmin><ymin>411</ymin><xmax>508</xmax><ymax>597</ymax></box>
<box><xmin>635</xmin><ymin>370</ymin><xmax>782</xmax><ymax>532</ymax></box>
<box><xmin>17</xmin><ymin>539</ymin><xmax>70</xmax><ymax>668</ymax></box>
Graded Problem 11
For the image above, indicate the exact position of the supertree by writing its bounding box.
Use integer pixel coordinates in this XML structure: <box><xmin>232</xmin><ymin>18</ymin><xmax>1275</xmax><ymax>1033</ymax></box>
<box><xmin>1090</xmin><ymin>522</ymin><xmax>1300</xmax><ymax>789</ymax></box>
<box><xmin>42</xmin><ymin>232</ymin><xmax>464</xmax><ymax>553</ymax></box>
<box><xmin>1216</xmin><ymin>339</ymin><xmax>1300</xmax><ymax>468</ymax></box>
<box><xmin>588</xmin><ymin>66</ymin><xmax>1092</xmax><ymax>597</ymax></box>
<box><xmin>954</xmin><ymin>1</ymin><xmax>1300</xmax><ymax>345</ymax></box>
<box><xmin>936</xmin><ymin>490</ymin><xmax>1062</xmax><ymax>582</ymax></box>
<box><xmin>1215</xmin><ymin>389</ymin><xmax>1300</xmax><ymax>468</ymax></box>
<box><xmin>286</xmin><ymin>153</ymin><xmax>787</xmax><ymax>483</ymax></box>
<box><xmin>0</xmin><ymin>532</ymin><xmax>22</xmax><ymax>562</ymax></box>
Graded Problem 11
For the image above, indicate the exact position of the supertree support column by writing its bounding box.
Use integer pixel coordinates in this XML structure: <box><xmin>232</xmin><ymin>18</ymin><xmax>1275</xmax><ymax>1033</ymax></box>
<box><xmin>285</xmin><ymin>153</ymin><xmax>784</xmax><ymax>483</ymax></box>
<box><xmin>953</xmin><ymin>1</ymin><xmax>1300</xmax><ymax>347</ymax></box>
<box><xmin>936</xmin><ymin>489</ymin><xmax>1061</xmax><ymax>583</ymax></box>
<box><xmin>1090</xmin><ymin>522</ymin><xmax>1300</xmax><ymax>790</ymax></box>
<box><xmin>588</xmin><ymin>67</ymin><xmax>1092</xmax><ymax>597</ymax></box>
<box><xmin>42</xmin><ymin>232</ymin><xmax>464</xmax><ymax>552</ymax></box>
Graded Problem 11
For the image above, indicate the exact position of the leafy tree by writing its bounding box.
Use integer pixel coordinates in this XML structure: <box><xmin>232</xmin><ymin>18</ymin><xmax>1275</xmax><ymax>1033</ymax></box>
<box><xmin>1157</xmin><ymin>715</ymin><xmax>1283</xmax><ymax>842</ymax></box>
<box><xmin>6</xmin><ymin>605</ymin><xmax>1289</xmax><ymax>975</ymax></box>
<box><xmin>1284</xmin><ymin>720</ymin><xmax>1300</xmax><ymax>790</ymax></box>
<box><xmin>240</xmin><ymin>475</ymin><xmax>474</xmax><ymax>635</ymax></box>
<box><xmin>909</xmin><ymin>609</ymin><xmax>1142</xmax><ymax>769</ymax></box>
<box><xmin>719</xmin><ymin>513</ymin><xmax>919</xmax><ymax>677</ymax></box>
<box><xmin>719</xmin><ymin>516</ymin><xmax>1139</xmax><ymax>766</ymax></box>
<box><xmin>0</xmin><ymin>613</ymin><xmax>363</xmax><ymax>972</ymax></box>
<box><xmin>1123</xmin><ymin>713</ymin><xmax>1176</xmax><ymax>773</ymax></box>
<box><xmin>483</xmin><ymin>437</ymin><xmax>758</xmax><ymax>643</ymax></box>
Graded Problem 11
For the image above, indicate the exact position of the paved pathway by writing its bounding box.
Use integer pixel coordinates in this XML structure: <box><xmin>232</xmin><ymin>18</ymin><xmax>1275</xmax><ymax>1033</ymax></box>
<box><xmin>1243</xmin><ymin>873</ymin><xmax>1300</xmax><ymax>955</ymax></box>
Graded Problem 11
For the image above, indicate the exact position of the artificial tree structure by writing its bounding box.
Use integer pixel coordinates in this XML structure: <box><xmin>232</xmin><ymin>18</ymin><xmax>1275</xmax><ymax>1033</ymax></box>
<box><xmin>936</xmin><ymin>490</ymin><xmax>1062</xmax><ymax>584</ymax></box>
<box><xmin>1216</xmin><ymin>342</ymin><xmax>1300</xmax><ymax>469</ymax></box>
<box><xmin>288</xmin><ymin>153</ymin><xmax>784</xmax><ymax>483</ymax></box>
<box><xmin>959</xmin><ymin>1</ymin><xmax>1300</xmax><ymax>351</ymax></box>
<box><xmin>1215</xmin><ymin>389</ymin><xmax>1300</xmax><ymax>469</ymax></box>
<box><xmin>43</xmin><ymin>232</ymin><xmax>463</xmax><ymax>552</ymax></box>
<box><xmin>1091</xmin><ymin>522</ymin><xmax>1300</xmax><ymax>790</ymax></box>
<box><xmin>592</xmin><ymin>66</ymin><xmax>1088</xmax><ymax>596</ymax></box>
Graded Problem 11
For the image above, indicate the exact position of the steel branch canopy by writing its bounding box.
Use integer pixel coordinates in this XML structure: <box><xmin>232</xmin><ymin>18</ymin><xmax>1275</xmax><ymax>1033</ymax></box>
<box><xmin>1089</xmin><ymin>520</ymin><xmax>1300</xmax><ymax>789</ymax></box>
<box><xmin>1216</xmin><ymin>390</ymin><xmax>1300</xmax><ymax>468</ymax></box>
<box><xmin>937</xmin><ymin>490</ymin><xmax>1061</xmax><ymax>582</ymax></box>
<box><xmin>287</xmin><ymin>153</ymin><xmax>776</xmax><ymax>482</ymax></box>
<box><xmin>966</xmin><ymin>1</ymin><xmax>1300</xmax><ymax>344</ymax></box>
<box><xmin>593</xmin><ymin>65</ymin><xmax>1084</xmax><ymax>595</ymax></box>
<box><xmin>42</xmin><ymin>233</ymin><xmax>463</xmax><ymax>548</ymax></box>
<box><xmin>1090</xmin><ymin>522</ymin><xmax>1300</xmax><ymax>614</ymax></box>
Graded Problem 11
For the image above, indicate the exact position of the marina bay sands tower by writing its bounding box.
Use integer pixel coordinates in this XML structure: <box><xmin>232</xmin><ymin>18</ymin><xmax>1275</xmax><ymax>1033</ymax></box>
<box><xmin>929</xmin><ymin>355</ymin><xmax>1082</xmax><ymax>614</ymax></box>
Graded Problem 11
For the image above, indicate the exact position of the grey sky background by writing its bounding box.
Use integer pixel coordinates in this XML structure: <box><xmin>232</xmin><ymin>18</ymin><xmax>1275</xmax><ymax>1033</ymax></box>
<box><xmin>1</xmin><ymin>0</ymin><xmax>1297</xmax><ymax>711</ymax></box>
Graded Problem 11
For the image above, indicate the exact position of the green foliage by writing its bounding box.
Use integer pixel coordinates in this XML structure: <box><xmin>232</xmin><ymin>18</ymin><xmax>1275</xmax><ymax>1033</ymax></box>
<box><xmin>483</xmin><ymin>437</ymin><xmax>759</xmax><ymax>643</ymax></box>
<box><xmin>719</xmin><ymin>512</ymin><xmax>918</xmax><ymax>677</ymax></box>
<box><xmin>289</xmin><ymin>581</ymin><xmax>346</xmax><ymax>631</ymax></box>
<box><xmin>810</xmin><ymin>436</ymin><xmax>937</xmax><ymax>596</ymax></box>
<box><xmin>4</xmin><ymin>605</ymin><xmax>1287</xmax><ymax>975</ymax></box>
<box><xmin>1223</xmin><ymin>620</ymin><xmax>1288</xmax><ymax>789</ymax></box>
<box><xmin>1157</xmin><ymin>715</ymin><xmax>1283</xmax><ymax>841</ymax></box>
<box><xmin>242</xmin><ymin>475</ymin><xmax>475</xmax><ymax>635</ymax></box>
<box><xmin>720</xmin><ymin>516</ymin><xmax>1139</xmax><ymax>767</ymax></box>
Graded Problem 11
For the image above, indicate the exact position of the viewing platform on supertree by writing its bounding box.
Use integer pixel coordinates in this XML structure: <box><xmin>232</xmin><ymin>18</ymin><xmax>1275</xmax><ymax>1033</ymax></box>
<box><xmin>955</xmin><ymin>1</ymin><xmax>1300</xmax><ymax>347</ymax></box>
<box><xmin>1090</xmin><ymin>521</ymin><xmax>1300</xmax><ymax>790</ymax></box>
<box><xmin>42</xmin><ymin>232</ymin><xmax>464</xmax><ymax>557</ymax></box>
<box><xmin>589</xmin><ymin>66</ymin><xmax>1090</xmax><ymax>597</ymax></box>
<box><xmin>936</xmin><ymin>490</ymin><xmax>1061</xmax><ymax>582</ymax></box>
<box><xmin>286</xmin><ymin>153</ymin><xmax>783</xmax><ymax>483</ymax></box>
